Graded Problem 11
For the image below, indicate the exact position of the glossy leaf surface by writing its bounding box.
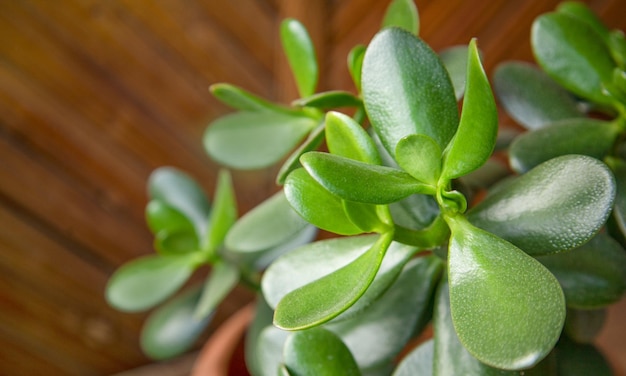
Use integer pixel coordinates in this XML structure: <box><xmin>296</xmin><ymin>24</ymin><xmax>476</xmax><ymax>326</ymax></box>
<box><xmin>447</xmin><ymin>216</ymin><xmax>565</xmax><ymax>370</ymax></box>
<box><xmin>301</xmin><ymin>152</ymin><xmax>431</xmax><ymax>204</ymax></box>
<box><xmin>393</xmin><ymin>340</ymin><xmax>434</xmax><ymax>376</ymax></box>
<box><xmin>280</xmin><ymin>18</ymin><xmax>318</xmax><ymax>98</ymax></box>
<box><xmin>493</xmin><ymin>62</ymin><xmax>583</xmax><ymax>130</ymax></box>
<box><xmin>283</xmin><ymin>328</ymin><xmax>360</xmax><ymax>376</ymax></box>
<box><xmin>225</xmin><ymin>191</ymin><xmax>309</xmax><ymax>253</ymax></box>
<box><xmin>293</xmin><ymin>91</ymin><xmax>361</xmax><ymax>110</ymax></box>
<box><xmin>106</xmin><ymin>253</ymin><xmax>199</xmax><ymax>312</ymax></box>
<box><xmin>210</xmin><ymin>83</ymin><xmax>292</xmax><ymax>113</ymax></box>
<box><xmin>194</xmin><ymin>261</ymin><xmax>240</xmax><ymax>319</ymax></box>
<box><xmin>204</xmin><ymin>111</ymin><xmax>317</xmax><ymax>170</ymax></box>
<box><xmin>140</xmin><ymin>286</ymin><xmax>210</xmax><ymax>359</ymax></box>
<box><xmin>468</xmin><ymin>155</ymin><xmax>615</xmax><ymax>256</ymax></box>
<box><xmin>362</xmin><ymin>28</ymin><xmax>459</xmax><ymax>154</ymax></box>
<box><xmin>442</xmin><ymin>39</ymin><xmax>498</xmax><ymax>181</ymax></box>
<box><xmin>382</xmin><ymin>0</ymin><xmax>419</xmax><ymax>35</ymax></box>
<box><xmin>538</xmin><ymin>233</ymin><xmax>626</xmax><ymax>308</ymax></box>
<box><xmin>395</xmin><ymin>134</ymin><xmax>441</xmax><ymax>185</ymax></box>
<box><xmin>273</xmin><ymin>232</ymin><xmax>393</xmax><ymax>329</ymax></box>
<box><xmin>509</xmin><ymin>119</ymin><xmax>620</xmax><ymax>173</ymax></box>
<box><xmin>532</xmin><ymin>12</ymin><xmax>615</xmax><ymax>106</ymax></box>
<box><xmin>203</xmin><ymin>169</ymin><xmax>237</xmax><ymax>253</ymax></box>
<box><xmin>440</xmin><ymin>46</ymin><xmax>469</xmax><ymax>100</ymax></box>
<box><xmin>326</xmin><ymin>111</ymin><xmax>381</xmax><ymax>164</ymax></box>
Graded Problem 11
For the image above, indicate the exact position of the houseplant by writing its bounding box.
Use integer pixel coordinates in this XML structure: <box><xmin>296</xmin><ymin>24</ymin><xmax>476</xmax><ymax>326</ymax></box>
<box><xmin>106</xmin><ymin>0</ymin><xmax>626</xmax><ymax>374</ymax></box>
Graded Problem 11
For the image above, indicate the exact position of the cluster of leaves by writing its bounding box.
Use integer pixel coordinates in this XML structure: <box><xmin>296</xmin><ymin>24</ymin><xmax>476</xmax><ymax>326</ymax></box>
<box><xmin>105</xmin><ymin>0</ymin><xmax>626</xmax><ymax>374</ymax></box>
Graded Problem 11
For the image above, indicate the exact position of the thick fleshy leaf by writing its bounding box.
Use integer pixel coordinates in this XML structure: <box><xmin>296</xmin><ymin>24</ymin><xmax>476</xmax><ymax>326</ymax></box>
<box><xmin>493</xmin><ymin>62</ymin><xmax>583</xmax><ymax>130</ymax></box>
<box><xmin>348</xmin><ymin>44</ymin><xmax>366</xmax><ymax>91</ymax></box>
<box><xmin>564</xmin><ymin>308</ymin><xmax>607</xmax><ymax>344</ymax></box>
<box><xmin>292</xmin><ymin>91</ymin><xmax>362</xmax><ymax>110</ymax></box>
<box><xmin>381</xmin><ymin>0</ymin><xmax>419</xmax><ymax>35</ymax></box>
<box><xmin>204</xmin><ymin>111</ymin><xmax>318</xmax><ymax>170</ymax></box>
<box><xmin>285</xmin><ymin>168</ymin><xmax>362</xmax><ymax>235</ymax></box>
<box><xmin>556</xmin><ymin>2</ymin><xmax>611</xmax><ymax>43</ymax></box>
<box><xmin>255</xmin><ymin>326</ymin><xmax>290</xmax><ymax>376</ymax></box>
<box><xmin>395</xmin><ymin>134</ymin><xmax>442</xmax><ymax>185</ymax></box>
<box><xmin>342</xmin><ymin>201</ymin><xmax>391</xmax><ymax>233</ymax></box>
<box><xmin>440</xmin><ymin>45</ymin><xmax>469</xmax><ymax>100</ymax></box>
<box><xmin>537</xmin><ymin>233</ymin><xmax>626</xmax><ymax>309</ymax></box>
<box><xmin>609</xmin><ymin>31</ymin><xmax>626</xmax><ymax>68</ymax></box>
<box><xmin>468</xmin><ymin>155</ymin><xmax>616</xmax><ymax>256</ymax></box>
<box><xmin>273</xmin><ymin>232</ymin><xmax>393</xmax><ymax>330</ymax></box>
<box><xmin>283</xmin><ymin>328</ymin><xmax>360</xmax><ymax>376</ymax></box>
<box><xmin>280</xmin><ymin>18</ymin><xmax>318</xmax><ymax>98</ymax></box>
<box><xmin>555</xmin><ymin>337</ymin><xmax>613</xmax><ymax>376</ymax></box>
<box><xmin>389</xmin><ymin>193</ymin><xmax>440</xmax><ymax>230</ymax></box>
<box><xmin>193</xmin><ymin>261</ymin><xmax>240</xmax><ymax>320</ymax></box>
<box><xmin>209</xmin><ymin>83</ymin><xmax>293</xmax><ymax>113</ymax></box>
<box><xmin>434</xmin><ymin>278</ymin><xmax>524</xmax><ymax>376</ymax></box>
<box><xmin>446</xmin><ymin>216</ymin><xmax>565</xmax><ymax>370</ymax></box>
<box><xmin>203</xmin><ymin>169</ymin><xmax>237</xmax><ymax>254</ymax></box>
<box><xmin>442</xmin><ymin>39</ymin><xmax>497</xmax><ymax>181</ymax></box>
<box><xmin>301</xmin><ymin>152</ymin><xmax>432</xmax><ymax>204</ymax></box>
<box><xmin>362</xmin><ymin>28</ymin><xmax>459</xmax><ymax>155</ymax></box>
<box><xmin>154</xmin><ymin>229</ymin><xmax>198</xmax><ymax>255</ymax></box>
<box><xmin>393</xmin><ymin>339</ymin><xmax>434</xmax><ymax>376</ymax></box>
<box><xmin>509</xmin><ymin>119</ymin><xmax>621</xmax><ymax>173</ymax></box>
<box><xmin>326</xmin><ymin>111</ymin><xmax>381</xmax><ymax>164</ymax></box>
<box><xmin>106</xmin><ymin>253</ymin><xmax>200</xmax><ymax>312</ymax></box>
<box><xmin>607</xmin><ymin>157</ymin><xmax>626</xmax><ymax>239</ymax></box>
<box><xmin>327</xmin><ymin>256</ymin><xmax>443</xmax><ymax>370</ymax></box>
<box><xmin>276</xmin><ymin>122</ymin><xmax>325</xmax><ymax>185</ymax></box>
<box><xmin>140</xmin><ymin>286</ymin><xmax>210</xmax><ymax>359</ymax></box>
<box><xmin>148</xmin><ymin>167</ymin><xmax>210</xmax><ymax>239</ymax></box>
<box><xmin>145</xmin><ymin>200</ymin><xmax>195</xmax><ymax>236</ymax></box>
<box><xmin>532</xmin><ymin>12</ymin><xmax>616</xmax><ymax>106</ymax></box>
<box><xmin>225</xmin><ymin>191</ymin><xmax>309</xmax><ymax>253</ymax></box>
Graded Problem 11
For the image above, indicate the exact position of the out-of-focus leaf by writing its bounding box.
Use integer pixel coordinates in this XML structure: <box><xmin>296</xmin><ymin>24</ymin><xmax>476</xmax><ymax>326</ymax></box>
<box><xmin>203</xmin><ymin>169</ymin><xmax>237</xmax><ymax>254</ymax></box>
<box><xmin>146</xmin><ymin>200</ymin><xmax>195</xmax><ymax>236</ymax></box>
<box><xmin>255</xmin><ymin>326</ymin><xmax>290</xmax><ymax>376</ymax></box>
<box><xmin>556</xmin><ymin>2</ymin><xmax>611</xmax><ymax>42</ymax></box>
<box><xmin>564</xmin><ymin>308</ymin><xmax>607</xmax><ymax>344</ymax></box>
<box><xmin>280</xmin><ymin>18</ymin><xmax>318</xmax><ymax>98</ymax></box>
<box><xmin>362</xmin><ymin>28</ymin><xmax>458</xmax><ymax>155</ymax></box>
<box><xmin>393</xmin><ymin>339</ymin><xmax>434</xmax><ymax>376</ymax></box>
<box><xmin>154</xmin><ymin>229</ymin><xmax>198</xmax><ymax>255</ymax></box>
<box><xmin>381</xmin><ymin>0</ymin><xmax>419</xmax><ymax>35</ymax></box>
<box><xmin>276</xmin><ymin>122</ymin><xmax>325</xmax><ymax>185</ymax></box>
<box><xmin>204</xmin><ymin>111</ymin><xmax>317</xmax><ymax>170</ymax></box>
<box><xmin>193</xmin><ymin>261</ymin><xmax>240</xmax><ymax>320</ymax></box>
<box><xmin>209</xmin><ymin>83</ymin><xmax>293</xmax><ymax>113</ymax></box>
<box><xmin>440</xmin><ymin>45</ymin><xmax>469</xmax><ymax>100</ymax></box>
<box><xmin>140</xmin><ymin>286</ymin><xmax>210</xmax><ymax>360</ymax></box>
<box><xmin>607</xmin><ymin>157</ymin><xmax>626</xmax><ymax>240</ymax></box>
<box><xmin>468</xmin><ymin>155</ymin><xmax>616</xmax><ymax>256</ymax></box>
<box><xmin>493</xmin><ymin>62</ymin><xmax>583</xmax><ymax>130</ymax></box>
<box><xmin>389</xmin><ymin>194</ymin><xmax>440</xmax><ymax>230</ymax></box>
<box><xmin>555</xmin><ymin>337</ymin><xmax>613</xmax><ymax>376</ymax></box>
<box><xmin>348</xmin><ymin>44</ymin><xmax>366</xmax><ymax>91</ymax></box>
<box><xmin>292</xmin><ymin>91</ymin><xmax>362</xmax><ymax>110</ymax></box>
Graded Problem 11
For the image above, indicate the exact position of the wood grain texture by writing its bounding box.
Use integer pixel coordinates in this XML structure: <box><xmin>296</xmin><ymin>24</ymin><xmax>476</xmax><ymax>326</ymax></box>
<box><xmin>0</xmin><ymin>1</ymin><xmax>624</xmax><ymax>374</ymax></box>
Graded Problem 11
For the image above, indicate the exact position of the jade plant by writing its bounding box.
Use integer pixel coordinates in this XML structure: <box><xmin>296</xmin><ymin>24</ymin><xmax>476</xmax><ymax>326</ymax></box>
<box><xmin>106</xmin><ymin>0</ymin><xmax>626</xmax><ymax>374</ymax></box>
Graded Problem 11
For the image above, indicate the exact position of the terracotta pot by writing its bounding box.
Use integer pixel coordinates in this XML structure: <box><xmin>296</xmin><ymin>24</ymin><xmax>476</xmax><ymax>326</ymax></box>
<box><xmin>191</xmin><ymin>303</ymin><xmax>255</xmax><ymax>376</ymax></box>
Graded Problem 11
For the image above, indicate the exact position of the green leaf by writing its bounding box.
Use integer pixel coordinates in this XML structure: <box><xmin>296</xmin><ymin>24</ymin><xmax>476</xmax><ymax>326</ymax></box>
<box><xmin>555</xmin><ymin>337</ymin><xmax>613</xmax><ymax>376</ymax></box>
<box><xmin>225</xmin><ymin>191</ymin><xmax>309</xmax><ymax>253</ymax></box>
<box><xmin>493</xmin><ymin>62</ymin><xmax>584</xmax><ymax>130</ymax></box>
<box><xmin>280</xmin><ymin>18</ymin><xmax>318</xmax><ymax>98</ymax></box>
<box><xmin>446</xmin><ymin>215</ymin><xmax>565</xmax><ymax>370</ymax></box>
<box><xmin>509</xmin><ymin>118</ymin><xmax>621</xmax><ymax>173</ymax></box>
<box><xmin>532</xmin><ymin>12</ymin><xmax>616</xmax><ymax>106</ymax></box>
<box><xmin>284</xmin><ymin>168</ymin><xmax>363</xmax><ymax>235</ymax></box>
<box><xmin>468</xmin><ymin>155</ymin><xmax>616</xmax><ymax>256</ymax></box>
<box><xmin>342</xmin><ymin>201</ymin><xmax>391</xmax><ymax>233</ymax></box>
<box><xmin>146</xmin><ymin>200</ymin><xmax>196</xmax><ymax>236</ymax></box>
<box><xmin>154</xmin><ymin>229</ymin><xmax>198</xmax><ymax>255</ymax></box>
<box><xmin>327</xmin><ymin>256</ymin><xmax>443</xmax><ymax>370</ymax></box>
<box><xmin>607</xmin><ymin>157</ymin><xmax>626</xmax><ymax>240</ymax></box>
<box><xmin>140</xmin><ymin>286</ymin><xmax>210</xmax><ymax>360</ymax></box>
<box><xmin>106</xmin><ymin>253</ymin><xmax>199</xmax><ymax>312</ymax></box>
<box><xmin>382</xmin><ymin>0</ymin><xmax>419</xmax><ymax>35</ymax></box>
<box><xmin>537</xmin><ymin>233</ymin><xmax>626</xmax><ymax>309</ymax></box>
<box><xmin>395</xmin><ymin>134</ymin><xmax>442</xmax><ymax>185</ymax></box>
<box><xmin>276</xmin><ymin>122</ymin><xmax>325</xmax><ymax>185</ymax></box>
<box><xmin>301</xmin><ymin>152</ymin><xmax>432</xmax><ymax>204</ymax></box>
<box><xmin>292</xmin><ymin>91</ymin><xmax>362</xmax><ymax>110</ymax></box>
<box><xmin>273</xmin><ymin>232</ymin><xmax>393</xmax><ymax>330</ymax></box>
<box><xmin>389</xmin><ymin>193</ymin><xmax>440</xmax><ymax>230</ymax></box>
<box><xmin>393</xmin><ymin>339</ymin><xmax>434</xmax><ymax>376</ymax></box>
<box><xmin>326</xmin><ymin>111</ymin><xmax>382</xmax><ymax>164</ymax></box>
<box><xmin>556</xmin><ymin>2</ymin><xmax>611</xmax><ymax>43</ymax></box>
<box><xmin>564</xmin><ymin>308</ymin><xmax>607</xmax><ymax>344</ymax></box>
<box><xmin>148</xmin><ymin>167</ymin><xmax>210</xmax><ymax>239</ymax></box>
<box><xmin>204</xmin><ymin>111</ymin><xmax>318</xmax><ymax>170</ymax></box>
<box><xmin>442</xmin><ymin>39</ymin><xmax>497</xmax><ymax>181</ymax></box>
<box><xmin>433</xmin><ymin>277</ymin><xmax>524</xmax><ymax>375</ymax></box>
<box><xmin>255</xmin><ymin>326</ymin><xmax>290</xmax><ymax>376</ymax></box>
<box><xmin>348</xmin><ymin>45</ymin><xmax>366</xmax><ymax>92</ymax></box>
<box><xmin>203</xmin><ymin>169</ymin><xmax>237</xmax><ymax>254</ymax></box>
<box><xmin>362</xmin><ymin>28</ymin><xmax>459</xmax><ymax>155</ymax></box>
<box><xmin>440</xmin><ymin>46</ymin><xmax>469</xmax><ymax>100</ymax></box>
<box><xmin>209</xmin><ymin>83</ymin><xmax>293</xmax><ymax>113</ymax></box>
<box><xmin>193</xmin><ymin>261</ymin><xmax>240</xmax><ymax>320</ymax></box>
<box><xmin>283</xmin><ymin>328</ymin><xmax>360</xmax><ymax>376</ymax></box>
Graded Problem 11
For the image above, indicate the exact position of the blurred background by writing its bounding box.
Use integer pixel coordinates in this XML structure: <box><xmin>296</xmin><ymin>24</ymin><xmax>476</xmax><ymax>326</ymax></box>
<box><xmin>1</xmin><ymin>0</ymin><xmax>625</xmax><ymax>375</ymax></box>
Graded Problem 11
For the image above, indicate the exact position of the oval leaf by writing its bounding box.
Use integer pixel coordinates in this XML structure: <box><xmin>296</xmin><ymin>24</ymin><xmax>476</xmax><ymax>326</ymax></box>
<box><xmin>204</xmin><ymin>111</ymin><xmax>317</xmax><ymax>170</ymax></box>
<box><xmin>326</xmin><ymin>111</ymin><xmax>381</xmax><ymax>164</ymax></box>
<box><xmin>468</xmin><ymin>155</ymin><xmax>616</xmax><ymax>256</ymax></box>
<box><xmin>362</xmin><ymin>28</ymin><xmax>459</xmax><ymax>155</ymax></box>
<box><xmin>146</xmin><ymin>200</ymin><xmax>196</xmax><ymax>236</ymax></box>
<box><xmin>382</xmin><ymin>0</ymin><xmax>419</xmax><ymax>35</ymax></box>
<box><xmin>154</xmin><ymin>229</ymin><xmax>198</xmax><ymax>255</ymax></box>
<box><xmin>140</xmin><ymin>286</ymin><xmax>210</xmax><ymax>359</ymax></box>
<box><xmin>280</xmin><ymin>18</ymin><xmax>318</xmax><ymax>98</ymax></box>
<box><xmin>276</xmin><ymin>122</ymin><xmax>325</xmax><ymax>185</ymax></box>
<box><xmin>440</xmin><ymin>45</ymin><xmax>469</xmax><ymax>100</ymax></box>
<box><xmin>273</xmin><ymin>232</ymin><xmax>393</xmax><ymax>330</ymax></box>
<box><xmin>393</xmin><ymin>339</ymin><xmax>434</xmax><ymax>376</ymax></box>
<box><xmin>193</xmin><ymin>261</ymin><xmax>240</xmax><ymax>320</ymax></box>
<box><xmin>283</xmin><ymin>328</ymin><xmax>360</xmax><ymax>376</ymax></box>
<box><xmin>493</xmin><ymin>62</ymin><xmax>583</xmax><ymax>130</ymax></box>
<box><xmin>106</xmin><ymin>253</ymin><xmax>199</xmax><ymax>312</ymax></box>
<box><xmin>442</xmin><ymin>39</ymin><xmax>497</xmax><ymax>181</ymax></box>
<box><xmin>203</xmin><ymin>169</ymin><xmax>237</xmax><ymax>254</ymax></box>
<box><xmin>210</xmin><ymin>83</ymin><xmax>294</xmax><ymax>113</ymax></box>
<box><xmin>607</xmin><ymin>157</ymin><xmax>626</xmax><ymax>239</ymax></box>
<box><xmin>556</xmin><ymin>2</ymin><xmax>611</xmax><ymax>43</ymax></box>
<box><xmin>347</xmin><ymin>44</ymin><xmax>366</xmax><ymax>91</ymax></box>
<box><xmin>395</xmin><ymin>134</ymin><xmax>442</xmax><ymax>185</ymax></box>
<box><xmin>292</xmin><ymin>91</ymin><xmax>362</xmax><ymax>110</ymax></box>
<box><xmin>446</xmin><ymin>216</ymin><xmax>565</xmax><ymax>370</ymax></box>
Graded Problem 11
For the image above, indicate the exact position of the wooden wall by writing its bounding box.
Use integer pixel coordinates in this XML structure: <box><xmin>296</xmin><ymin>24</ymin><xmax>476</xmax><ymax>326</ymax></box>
<box><xmin>0</xmin><ymin>0</ymin><xmax>625</xmax><ymax>375</ymax></box>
